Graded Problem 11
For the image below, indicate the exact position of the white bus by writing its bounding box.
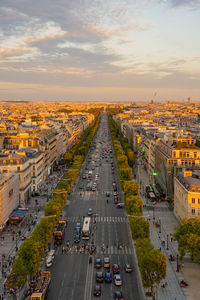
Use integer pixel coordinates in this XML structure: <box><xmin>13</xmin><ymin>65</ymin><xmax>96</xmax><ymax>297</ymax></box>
<box><xmin>82</xmin><ymin>217</ymin><xmax>91</xmax><ymax>240</ymax></box>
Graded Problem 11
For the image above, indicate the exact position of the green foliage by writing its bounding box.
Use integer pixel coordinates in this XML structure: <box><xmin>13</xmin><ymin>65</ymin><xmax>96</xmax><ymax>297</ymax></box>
<box><xmin>129</xmin><ymin>217</ymin><xmax>149</xmax><ymax>239</ymax></box>
<box><xmin>7</xmin><ymin>257</ymin><xmax>28</xmax><ymax>289</ymax></box>
<box><xmin>136</xmin><ymin>238</ymin><xmax>167</xmax><ymax>294</ymax></box>
<box><xmin>118</xmin><ymin>167</ymin><xmax>132</xmax><ymax>181</ymax></box>
<box><xmin>125</xmin><ymin>195</ymin><xmax>143</xmax><ymax>215</ymax></box>
<box><xmin>174</xmin><ymin>217</ymin><xmax>200</xmax><ymax>261</ymax></box>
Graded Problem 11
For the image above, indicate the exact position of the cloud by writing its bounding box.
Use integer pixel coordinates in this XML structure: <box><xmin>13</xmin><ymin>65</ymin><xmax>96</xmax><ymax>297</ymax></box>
<box><xmin>161</xmin><ymin>0</ymin><xmax>200</xmax><ymax>8</ymax></box>
<box><xmin>0</xmin><ymin>47</ymin><xmax>31</xmax><ymax>58</ymax></box>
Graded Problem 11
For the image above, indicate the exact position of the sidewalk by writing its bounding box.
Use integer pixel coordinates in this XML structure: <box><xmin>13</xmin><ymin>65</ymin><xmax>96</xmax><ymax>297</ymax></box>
<box><xmin>137</xmin><ymin>163</ymin><xmax>200</xmax><ymax>300</ymax></box>
<box><xmin>0</xmin><ymin>168</ymin><xmax>65</xmax><ymax>297</ymax></box>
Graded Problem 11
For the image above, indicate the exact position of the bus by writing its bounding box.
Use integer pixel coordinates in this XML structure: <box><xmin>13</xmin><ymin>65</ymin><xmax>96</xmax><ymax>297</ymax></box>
<box><xmin>82</xmin><ymin>217</ymin><xmax>91</xmax><ymax>240</ymax></box>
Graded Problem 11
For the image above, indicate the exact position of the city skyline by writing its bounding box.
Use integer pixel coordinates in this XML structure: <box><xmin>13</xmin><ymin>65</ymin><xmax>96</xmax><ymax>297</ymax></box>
<box><xmin>0</xmin><ymin>0</ymin><xmax>200</xmax><ymax>101</ymax></box>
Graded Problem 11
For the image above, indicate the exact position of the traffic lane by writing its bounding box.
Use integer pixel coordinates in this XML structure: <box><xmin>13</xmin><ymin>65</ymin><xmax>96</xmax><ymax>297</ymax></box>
<box><xmin>48</xmin><ymin>252</ymin><xmax>88</xmax><ymax>300</ymax></box>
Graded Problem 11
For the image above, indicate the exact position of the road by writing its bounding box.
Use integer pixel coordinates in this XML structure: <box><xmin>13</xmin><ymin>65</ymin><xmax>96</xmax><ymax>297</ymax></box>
<box><xmin>47</xmin><ymin>113</ymin><xmax>142</xmax><ymax>300</ymax></box>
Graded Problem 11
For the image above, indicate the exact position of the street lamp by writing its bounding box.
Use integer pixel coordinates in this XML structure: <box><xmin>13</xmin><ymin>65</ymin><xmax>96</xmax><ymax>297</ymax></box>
<box><xmin>176</xmin><ymin>254</ymin><xmax>179</xmax><ymax>272</ymax></box>
<box><xmin>153</xmin><ymin>206</ymin><xmax>155</xmax><ymax>220</ymax></box>
<box><xmin>166</xmin><ymin>234</ymin><xmax>169</xmax><ymax>250</ymax></box>
<box><xmin>159</xmin><ymin>219</ymin><xmax>161</xmax><ymax>233</ymax></box>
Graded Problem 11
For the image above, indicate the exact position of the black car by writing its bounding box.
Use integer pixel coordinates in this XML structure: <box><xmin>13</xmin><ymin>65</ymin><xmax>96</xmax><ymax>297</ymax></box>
<box><xmin>114</xmin><ymin>291</ymin><xmax>124</xmax><ymax>300</ymax></box>
<box><xmin>95</xmin><ymin>258</ymin><xmax>102</xmax><ymax>268</ymax></box>
<box><xmin>124</xmin><ymin>264</ymin><xmax>133</xmax><ymax>273</ymax></box>
<box><xmin>93</xmin><ymin>285</ymin><xmax>101</xmax><ymax>296</ymax></box>
<box><xmin>113</xmin><ymin>264</ymin><xmax>120</xmax><ymax>274</ymax></box>
<box><xmin>96</xmin><ymin>272</ymin><xmax>104</xmax><ymax>283</ymax></box>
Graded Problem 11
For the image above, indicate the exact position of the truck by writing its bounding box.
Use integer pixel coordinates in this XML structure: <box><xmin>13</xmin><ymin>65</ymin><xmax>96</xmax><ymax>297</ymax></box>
<box><xmin>54</xmin><ymin>220</ymin><xmax>66</xmax><ymax>245</ymax></box>
<box><xmin>30</xmin><ymin>271</ymin><xmax>51</xmax><ymax>300</ymax></box>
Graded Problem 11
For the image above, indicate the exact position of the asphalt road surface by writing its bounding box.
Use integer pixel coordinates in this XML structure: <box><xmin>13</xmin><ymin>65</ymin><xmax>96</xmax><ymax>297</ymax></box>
<box><xmin>47</xmin><ymin>113</ymin><xmax>142</xmax><ymax>300</ymax></box>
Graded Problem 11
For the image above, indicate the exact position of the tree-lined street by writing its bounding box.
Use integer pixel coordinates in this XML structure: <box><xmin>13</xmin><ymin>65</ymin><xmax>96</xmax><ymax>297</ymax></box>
<box><xmin>47</xmin><ymin>113</ymin><xmax>143</xmax><ymax>300</ymax></box>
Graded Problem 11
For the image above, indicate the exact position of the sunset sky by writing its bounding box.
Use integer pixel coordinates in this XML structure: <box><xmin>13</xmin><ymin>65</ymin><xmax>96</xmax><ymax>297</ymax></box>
<box><xmin>0</xmin><ymin>0</ymin><xmax>200</xmax><ymax>102</ymax></box>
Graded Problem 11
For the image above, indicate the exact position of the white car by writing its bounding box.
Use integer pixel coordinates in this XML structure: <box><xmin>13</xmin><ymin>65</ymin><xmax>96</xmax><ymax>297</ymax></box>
<box><xmin>46</xmin><ymin>249</ymin><xmax>56</xmax><ymax>267</ymax></box>
<box><xmin>114</xmin><ymin>274</ymin><xmax>122</xmax><ymax>286</ymax></box>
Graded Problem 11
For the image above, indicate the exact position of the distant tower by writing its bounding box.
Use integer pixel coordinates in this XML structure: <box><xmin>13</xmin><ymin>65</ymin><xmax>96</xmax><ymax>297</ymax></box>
<box><xmin>188</xmin><ymin>97</ymin><xmax>191</xmax><ymax>104</ymax></box>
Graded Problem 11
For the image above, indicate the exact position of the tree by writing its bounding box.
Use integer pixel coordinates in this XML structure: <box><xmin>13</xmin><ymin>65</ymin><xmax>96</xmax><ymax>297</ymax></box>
<box><xmin>137</xmin><ymin>239</ymin><xmax>167</xmax><ymax>299</ymax></box>
<box><xmin>118</xmin><ymin>167</ymin><xmax>132</xmax><ymax>181</ymax></box>
<box><xmin>7</xmin><ymin>257</ymin><xmax>28</xmax><ymax>289</ymax></box>
<box><xmin>125</xmin><ymin>195</ymin><xmax>143</xmax><ymax>215</ymax></box>
<box><xmin>123</xmin><ymin>181</ymin><xmax>139</xmax><ymax>196</ymax></box>
<box><xmin>129</xmin><ymin>217</ymin><xmax>149</xmax><ymax>239</ymax></box>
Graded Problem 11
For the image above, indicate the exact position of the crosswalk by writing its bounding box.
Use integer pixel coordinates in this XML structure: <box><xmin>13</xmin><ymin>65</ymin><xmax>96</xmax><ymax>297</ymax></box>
<box><xmin>60</xmin><ymin>245</ymin><xmax>133</xmax><ymax>255</ymax></box>
<box><xmin>67</xmin><ymin>216</ymin><xmax>127</xmax><ymax>223</ymax></box>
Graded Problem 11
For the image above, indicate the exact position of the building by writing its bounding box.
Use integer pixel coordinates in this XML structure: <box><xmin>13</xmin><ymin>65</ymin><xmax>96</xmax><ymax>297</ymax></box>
<box><xmin>0</xmin><ymin>173</ymin><xmax>19</xmax><ymax>230</ymax></box>
<box><xmin>0</xmin><ymin>151</ymin><xmax>32</xmax><ymax>204</ymax></box>
<box><xmin>24</xmin><ymin>149</ymin><xmax>44</xmax><ymax>192</ymax></box>
<box><xmin>174</xmin><ymin>171</ymin><xmax>200</xmax><ymax>219</ymax></box>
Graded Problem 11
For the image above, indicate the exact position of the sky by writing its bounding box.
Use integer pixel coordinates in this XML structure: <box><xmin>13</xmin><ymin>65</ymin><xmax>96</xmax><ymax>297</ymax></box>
<box><xmin>0</xmin><ymin>0</ymin><xmax>200</xmax><ymax>102</ymax></box>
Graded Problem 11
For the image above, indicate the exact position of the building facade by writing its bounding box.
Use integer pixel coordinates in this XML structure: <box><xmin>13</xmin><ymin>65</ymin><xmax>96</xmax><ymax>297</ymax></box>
<box><xmin>0</xmin><ymin>173</ymin><xmax>19</xmax><ymax>230</ymax></box>
<box><xmin>174</xmin><ymin>171</ymin><xmax>200</xmax><ymax>219</ymax></box>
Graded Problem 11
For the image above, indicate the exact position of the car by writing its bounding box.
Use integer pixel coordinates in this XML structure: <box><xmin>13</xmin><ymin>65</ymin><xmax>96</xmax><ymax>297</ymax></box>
<box><xmin>74</xmin><ymin>234</ymin><xmax>80</xmax><ymax>243</ymax></box>
<box><xmin>106</xmin><ymin>191</ymin><xmax>110</xmax><ymax>197</ymax></box>
<box><xmin>105</xmin><ymin>272</ymin><xmax>112</xmax><ymax>283</ymax></box>
<box><xmin>103</xmin><ymin>257</ymin><xmax>110</xmax><ymax>268</ymax></box>
<box><xmin>46</xmin><ymin>256</ymin><xmax>53</xmax><ymax>267</ymax></box>
<box><xmin>114</xmin><ymin>198</ymin><xmax>119</xmax><ymax>204</ymax></box>
<box><xmin>124</xmin><ymin>264</ymin><xmax>133</xmax><ymax>273</ymax></box>
<box><xmin>95</xmin><ymin>258</ymin><xmax>102</xmax><ymax>268</ymax></box>
<box><xmin>114</xmin><ymin>291</ymin><xmax>124</xmax><ymax>299</ymax></box>
<box><xmin>75</xmin><ymin>227</ymin><xmax>81</xmax><ymax>235</ymax></box>
<box><xmin>88</xmin><ymin>208</ymin><xmax>93</xmax><ymax>215</ymax></box>
<box><xmin>82</xmin><ymin>174</ymin><xmax>86</xmax><ymax>179</ymax></box>
<box><xmin>116</xmin><ymin>203</ymin><xmax>125</xmax><ymax>208</ymax></box>
<box><xmin>93</xmin><ymin>285</ymin><xmax>101</xmax><ymax>296</ymax></box>
<box><xmin>92</xmin><ymin>186</ymin><xmax>96</xmax><ymax>191</ymax></box>
<box><xmin>113</xmin><ymin>264</ymin><xmax>120</xmax><ymax>274</ymax></box>
<box><xmin>96</xmin><ymin>272</ymin><xmax>104</xmax><ymax>283</ymax></box>
<box><xmin>79</xmin><ymin>182</ymin><xmax>84</xmax><ymax>189</ymax></box>
<box><xmin>114</xmin><ymin>274</ymin><xmax>122</xmax><ymax>286</ymax></box>
<box><xmin>93</xmin><ymin>182</ymin><xmax>97</xmax><ymax>186</ymax></box>
<box><xmin>76</xmin><ymin>223</ymin><xmax>81</xmax><ymax>229</ymax></box>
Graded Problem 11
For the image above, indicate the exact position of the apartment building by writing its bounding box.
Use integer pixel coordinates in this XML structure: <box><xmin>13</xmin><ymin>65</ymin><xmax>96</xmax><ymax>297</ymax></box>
<box><xmin>174</xmin><ymin>171</ymin><xmax>200</xmax><ymax>219</ymax></box>
<box><xmin>25</xmin><ymin>149</ymin><xmax>44</xmax><ymax>192</ymax></box>
<box><xmin>0</xmin><ymin>151</ymin><xmax>32</xmax><ymax>204</ymax></box>
<box><xmin>38</xmin><ymin>131</ymin><xmax>57</xmax><ymax>179</ymax></box>
<box><xmin>0</xmin><ymin>173</ymin><xmax>19</xmax><ymax>230</ymax></box>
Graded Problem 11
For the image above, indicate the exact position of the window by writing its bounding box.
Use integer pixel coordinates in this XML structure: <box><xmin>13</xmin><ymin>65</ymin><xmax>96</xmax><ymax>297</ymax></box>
<box><xmin>192</xmin><ymin>198</ymin><xmax>195</xmax><ymax>204</ymax></box>
<box><xmin>192</xmin><ymin>208</ymin><xmax>195</xmax><ymax>214</ymax></box>
<box><xmin>198</xmin><ymin>199</ymin><xmax>200</xmax><ymax>204</ymax></box>
<box><xmin>17</xmin><ymin>166</ymin><xmax>20</xmax><ymax>171</ymax></box>
<box><xmin>194</xmin><ymin>153</ymin><xmax>197</xmax><ymax>158</ymax></box>
<box><xmin>9</xmin><ymin>189</ymin><xmax>13</xmax><ymax>198</ymax></box>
